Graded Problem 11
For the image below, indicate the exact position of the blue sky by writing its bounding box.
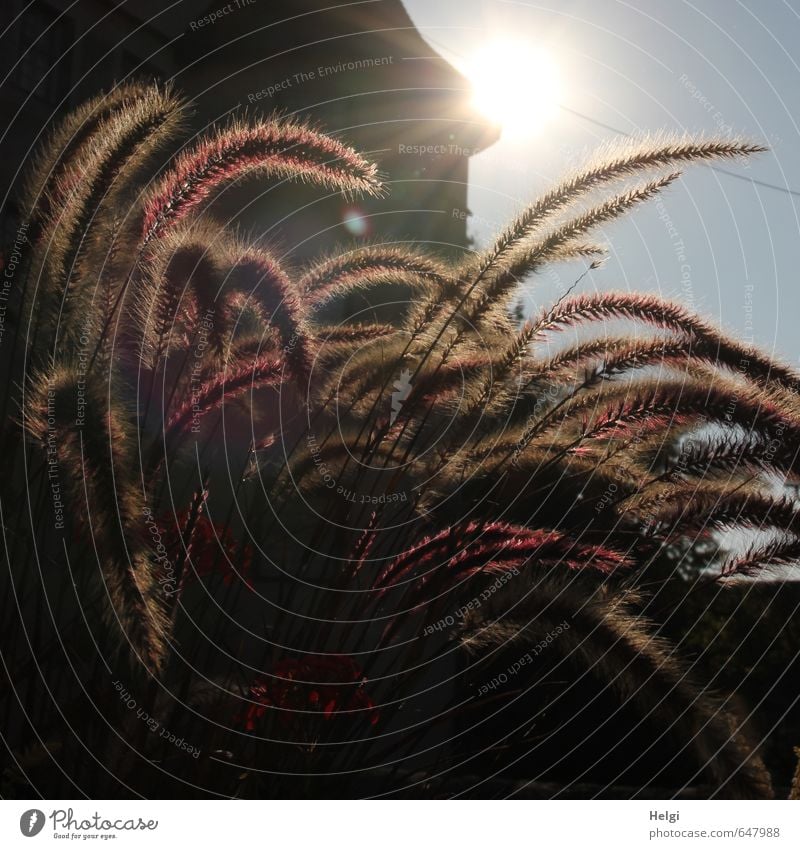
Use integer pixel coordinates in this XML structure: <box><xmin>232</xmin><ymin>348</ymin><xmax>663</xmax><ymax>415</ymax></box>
<box><xmin>403</xmin><ymin>0</ymin><xmax>800</xmax><ymax>363</ymax></box>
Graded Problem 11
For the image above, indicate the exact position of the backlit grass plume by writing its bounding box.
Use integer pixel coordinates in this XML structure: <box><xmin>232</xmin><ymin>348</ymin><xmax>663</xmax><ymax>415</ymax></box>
<box><xmin>140</xmin><ymin>117</ymin><xmax>383</xmax><ymax>245</ymax></box>
<box><xmin>3</xmin><ymin>85</ymin><xmax>797</xmax><ymax>799</ymax></box>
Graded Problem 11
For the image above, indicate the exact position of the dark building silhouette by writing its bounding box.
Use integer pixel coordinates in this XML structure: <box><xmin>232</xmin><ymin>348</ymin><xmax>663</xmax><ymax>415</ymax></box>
<box><xmin>0</xmin><ymin>0</ymin><xmax>178</xmax><ymax>245</ymax></box>
<box><xmin>1</xmin><ymin>0</ymin><xmax>498</xmax><ymax>262</ymax></box>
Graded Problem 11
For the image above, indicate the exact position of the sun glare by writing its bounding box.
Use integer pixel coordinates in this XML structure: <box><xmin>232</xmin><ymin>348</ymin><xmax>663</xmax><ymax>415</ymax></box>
<box><xmin>466</xmin><ymin>41</ymin><xmax>562</xmax><ymax>137</ymax></box>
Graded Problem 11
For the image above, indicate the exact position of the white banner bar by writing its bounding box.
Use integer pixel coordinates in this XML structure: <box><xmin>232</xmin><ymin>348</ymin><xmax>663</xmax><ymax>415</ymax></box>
<box><xmin>1</xmin><ymin>800</ymin><xmax>798</xmax><ymax>847</ymax></box>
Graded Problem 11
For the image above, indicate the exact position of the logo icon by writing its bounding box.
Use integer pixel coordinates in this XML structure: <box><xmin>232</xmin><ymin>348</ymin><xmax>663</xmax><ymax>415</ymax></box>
<box><xmin>20</xmin><ymin>809</ymin><xmax>45</xmax><ymax>837</ymax></box>
<box><xmin>390</xmin><ymin>369</ymin><xmax>413</xmax><ymax>424</ymax></box>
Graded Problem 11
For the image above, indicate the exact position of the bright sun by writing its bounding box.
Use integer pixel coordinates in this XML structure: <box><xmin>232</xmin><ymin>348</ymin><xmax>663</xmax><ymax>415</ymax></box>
<box><xmin>466</xmin><ymin>41</ymin><xmax>562</xmax><ymax>137</ymax></box>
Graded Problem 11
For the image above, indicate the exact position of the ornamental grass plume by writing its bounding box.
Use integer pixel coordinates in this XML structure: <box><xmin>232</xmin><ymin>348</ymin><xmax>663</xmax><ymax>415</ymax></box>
<box><xmin>23</xmin><ymin>366</ymin><xmax>169</xmax><ymax>673</ymax></box>
<box><xmin>298</xmin><ymin>243</ymin><xmax>454</xmax><ymax>308</ymax></box>
<box><xmin>4</xmin><ymin>83</ymin><xmax>799</xmax><ymax>799</ymax></box>
<box><xmin>20</xmin><ymin>80</ymin><xmax>156</xmax><ymax>236</ymax></box>
<box><xmin>30</xmin><ymin>85</ymin><xmax>186</xmax><ymax>355</ymax></box>
<box><xmin>140</xmin><ymin>117</ymin><xmax>382</xmax><ymax>245</ymax></box>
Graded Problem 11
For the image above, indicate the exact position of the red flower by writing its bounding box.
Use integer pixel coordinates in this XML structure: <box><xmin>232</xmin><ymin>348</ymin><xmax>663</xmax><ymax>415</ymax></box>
<box><xmin>160</xmin><ymin>509</ymin><xmax>253</xmax><ymax>589</ymax></box>
<box><xmin>237</xmin><ymin>655</ymin><xmax>379</xmax><ymax>731</ymax></box>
